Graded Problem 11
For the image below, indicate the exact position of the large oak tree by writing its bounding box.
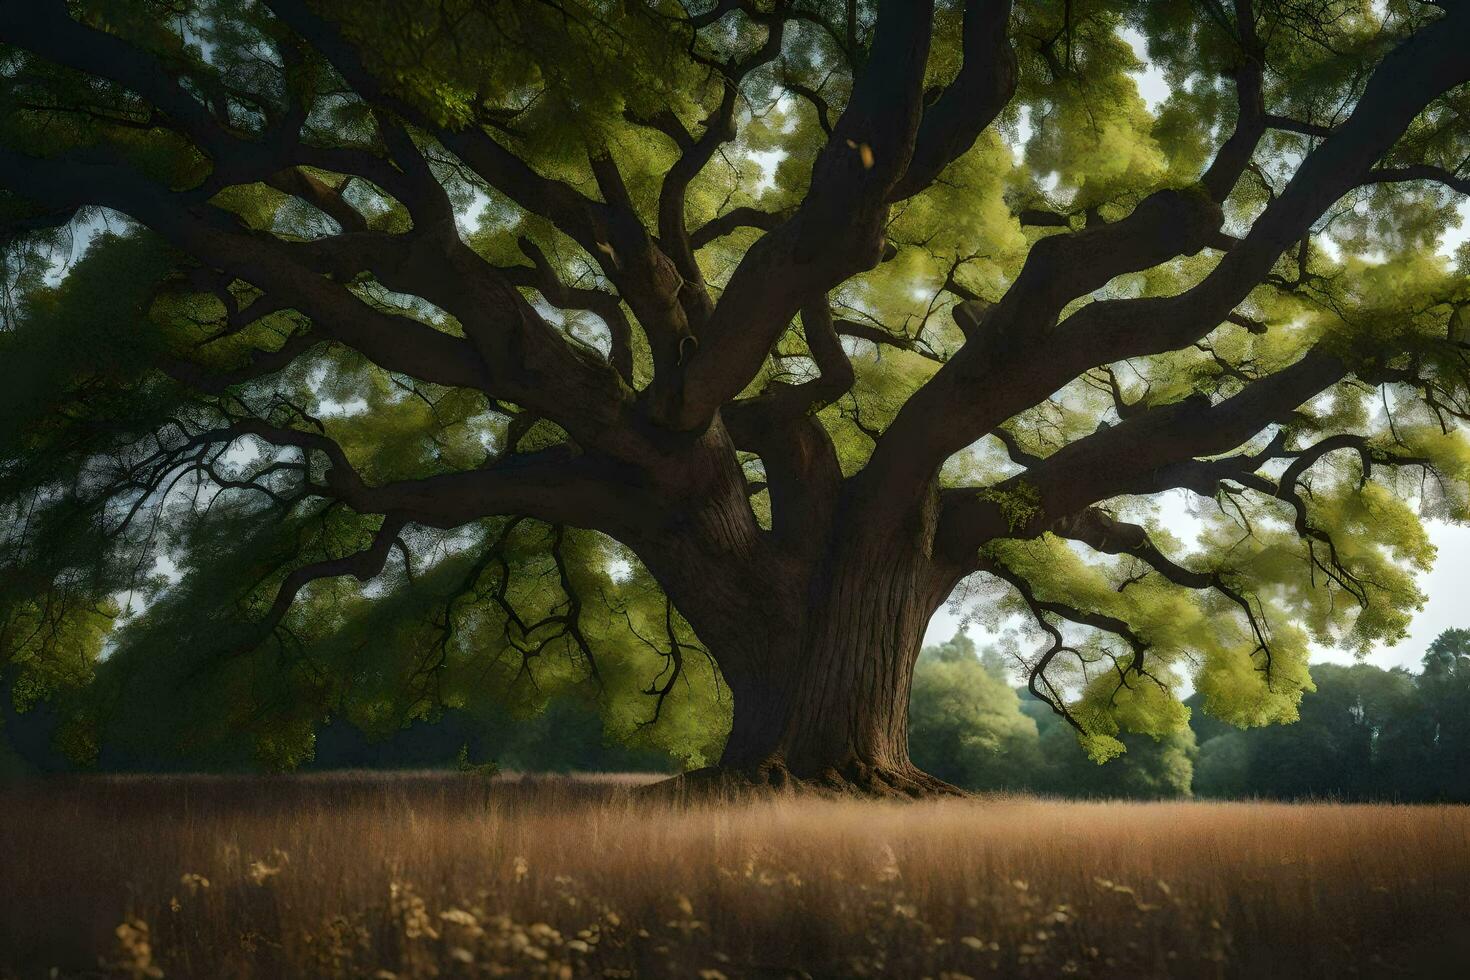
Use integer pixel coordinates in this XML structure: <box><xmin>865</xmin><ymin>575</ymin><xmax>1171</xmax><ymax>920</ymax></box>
<box><xmin>2</xmin><ymin>0</ymin><xmax>1469</xmax><ymax>792</ymax></box>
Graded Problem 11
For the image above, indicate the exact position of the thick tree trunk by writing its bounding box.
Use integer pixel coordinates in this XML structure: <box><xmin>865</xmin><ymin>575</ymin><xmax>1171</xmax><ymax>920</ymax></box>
<box><xmin>680</xmin><ymin>533</ymin><xmax>962</xmax><ymax>797</ymax></box>
<box><xmin>632</xmin><ymin>429</ymin><xmax>962</xmax><ymax>797</ymax></box>
<box><xmin>715</xmin><ymin>634</ymin><xmax>941</xmax><ymax>795</ymax></box>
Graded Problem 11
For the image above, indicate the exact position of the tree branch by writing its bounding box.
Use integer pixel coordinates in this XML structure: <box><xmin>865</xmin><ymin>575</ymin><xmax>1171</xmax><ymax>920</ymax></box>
<box><xmin>868</xmin><ymin>4</ymin><xmax>1470</xmax><ymax>519</ymax></box>
<box><xmin>889</xmin><ymin>0</ymin><xmax>1016</xmax><ymax>201</ymax></box>
<box><xmin>1360</xmin><ymin>163</ymin><xmax>1470</xmax><ymax>195</ymax></box>
<box><xmin>667</xmin><ymin>0</ymin><xmax>938</xmax><ymax>431</ymax></box>
<box><xmin>689</xmin><ymin>205</ymin><xmax>792</xmax><ymax>250</ymax></box>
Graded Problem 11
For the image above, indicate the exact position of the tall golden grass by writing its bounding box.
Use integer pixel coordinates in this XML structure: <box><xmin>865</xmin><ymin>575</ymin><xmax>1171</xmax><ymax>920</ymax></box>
<box><xmin>2</xmin><ymin>773</ymin><xmax>1468</xmax><ymax>979</ymax></box>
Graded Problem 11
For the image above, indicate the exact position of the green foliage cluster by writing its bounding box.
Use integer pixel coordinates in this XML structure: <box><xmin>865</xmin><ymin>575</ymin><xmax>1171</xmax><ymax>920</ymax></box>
<box><xmin>70</xmin><ymin>516</ymin><xmax>729</xmax><ymax>771</ymax></box>
<box><xmin>0</xmin><ymin>230</ymin><xmax>729</xmax><ymax>771</ymax></box>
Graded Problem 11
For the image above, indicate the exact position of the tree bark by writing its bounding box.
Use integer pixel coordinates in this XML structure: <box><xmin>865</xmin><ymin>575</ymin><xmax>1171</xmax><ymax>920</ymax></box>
<box><xmin>656</xmin><ymin>502</ymin><xmax>963</xmax><ymax>797</ymax></box>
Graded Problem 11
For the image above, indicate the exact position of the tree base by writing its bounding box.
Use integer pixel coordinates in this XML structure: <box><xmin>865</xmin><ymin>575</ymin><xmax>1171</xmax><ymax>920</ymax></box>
<box><xmin>643</xmin><ymin>760</ymin><xmax>967</xmax><ymax>802</ymax></box>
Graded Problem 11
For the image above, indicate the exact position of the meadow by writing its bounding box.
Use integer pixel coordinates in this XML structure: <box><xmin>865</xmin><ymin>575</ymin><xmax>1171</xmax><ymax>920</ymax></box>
<box><xmin>3</xmin><ymin>773</ymin><xmax>1468</xmax><ymax>979</ymax></box>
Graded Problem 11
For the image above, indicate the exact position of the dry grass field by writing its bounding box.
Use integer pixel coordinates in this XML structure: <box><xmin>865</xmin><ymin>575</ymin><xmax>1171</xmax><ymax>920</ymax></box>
<box><xmin>2</xmin><ymin>774</ymin><xmax>1468</xmax><ymax>979</ymax></box>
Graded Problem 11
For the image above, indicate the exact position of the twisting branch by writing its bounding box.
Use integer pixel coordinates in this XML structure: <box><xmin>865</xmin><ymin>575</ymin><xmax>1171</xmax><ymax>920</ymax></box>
<box><xmin>246</xmin><ymin>513</ymin><xmax>409</xmax><ymax>654</ymax></box>
<box><xmin>667</xmin><ymin>0</ymin><xmax>941</xmax><ymax>429</ymax></box>
<box><xmin>1263</xmin><ymin>114</ymin><xmax>1337</xmax><ymax>139</ymax></box>
<box><xmin>889</xmin><ymin>0</ymin><xmax>1016</xmax><ymax>201</ymax></box>
<box><xmin>265</xmin><ymin>168</ymin><xmax>368</xmax><ymax>234</ymax></box>
<box><xmin>781</xmin><ymin>75</ymin><xmax>835</xmax><ymax>135</ymax></box>
<box><xmin>722</xmin><ymin>301</ymin><xmax>849</xmax><ymax>547</ymax></box>
<box><xmin>868</xmin><ymin>2</ymin><xmax>1470</xmax><ymax>517</ymax></box>
<box><xmin>513</xmin><ymin>236</ymin><xmax>634</xmax><ymax>383</ymax></box>
<box><xmin>833</xmin><ymin>316</ymin><xmax>948</xmax><ymax>363</ymax></box>
<box><xmin>1359</xmin><ymin>163</ymin><xmax>1470</xmax><ymax>196</ymax></box>
<box><xmin>621</xmin><ymin>595</ymin><xmax>709</xmax><ymax>727</ymax></box>
<box><xmin>981</xmin><ymin>559</ymin><xmax>1086</xmax><ymax>733</ymax></box>
<box><xmin>656</xmin><ymin>1</ymin><xmax>789</xmax><ymax>329</ymax></box>
<box><xmin>548</xmin><ymin>524</ymin><xmax>601</xmax><ymax>683</ymax></box>
<box><xmin>689</xmin><ymin>205</ymin><xmax>792</xmax><ymax>250</ymax></box>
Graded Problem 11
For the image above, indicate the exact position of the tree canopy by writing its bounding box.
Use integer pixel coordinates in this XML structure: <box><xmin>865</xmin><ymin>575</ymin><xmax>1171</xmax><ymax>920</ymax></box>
<box><xmin>2</xmin><ymin>0</ymin><xmax>1469</xmax><ymax>787</ymax></box>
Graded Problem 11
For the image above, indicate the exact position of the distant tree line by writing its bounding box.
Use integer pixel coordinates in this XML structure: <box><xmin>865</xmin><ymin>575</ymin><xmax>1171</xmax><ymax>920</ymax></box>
<box><xmin>910</xmin><ymin>628</ymin><xmax>1470</xmax><ymax>801</ymax></box>
<box><xmin>5</xmin><ymin>628</ymin><xmax>1469</xmax><ymax>801</ymax></box>
<box><xmin>0</xmin><ymin>679</ymin><xmax>674</xmax><ymax>778</ymax></box>
<box><xmin>1191</xmin><ymin>628</ymin><xmax>1470</xmax><ymax>801</ymax></box>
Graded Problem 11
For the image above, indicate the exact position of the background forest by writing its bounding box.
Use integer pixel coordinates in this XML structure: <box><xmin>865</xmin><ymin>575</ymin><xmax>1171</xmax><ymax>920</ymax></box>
<box><xmin>7</xmin><ymin>625</ymin><xmax>1467</xmax><ymax>802</ymax></box>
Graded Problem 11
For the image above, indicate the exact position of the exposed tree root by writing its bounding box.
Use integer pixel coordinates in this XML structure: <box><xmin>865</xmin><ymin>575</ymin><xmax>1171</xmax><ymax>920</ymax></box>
<box><xmin>642</xmin><ymin>759</ymin><xmax>967</xmax><ymax>803</ymax></box>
